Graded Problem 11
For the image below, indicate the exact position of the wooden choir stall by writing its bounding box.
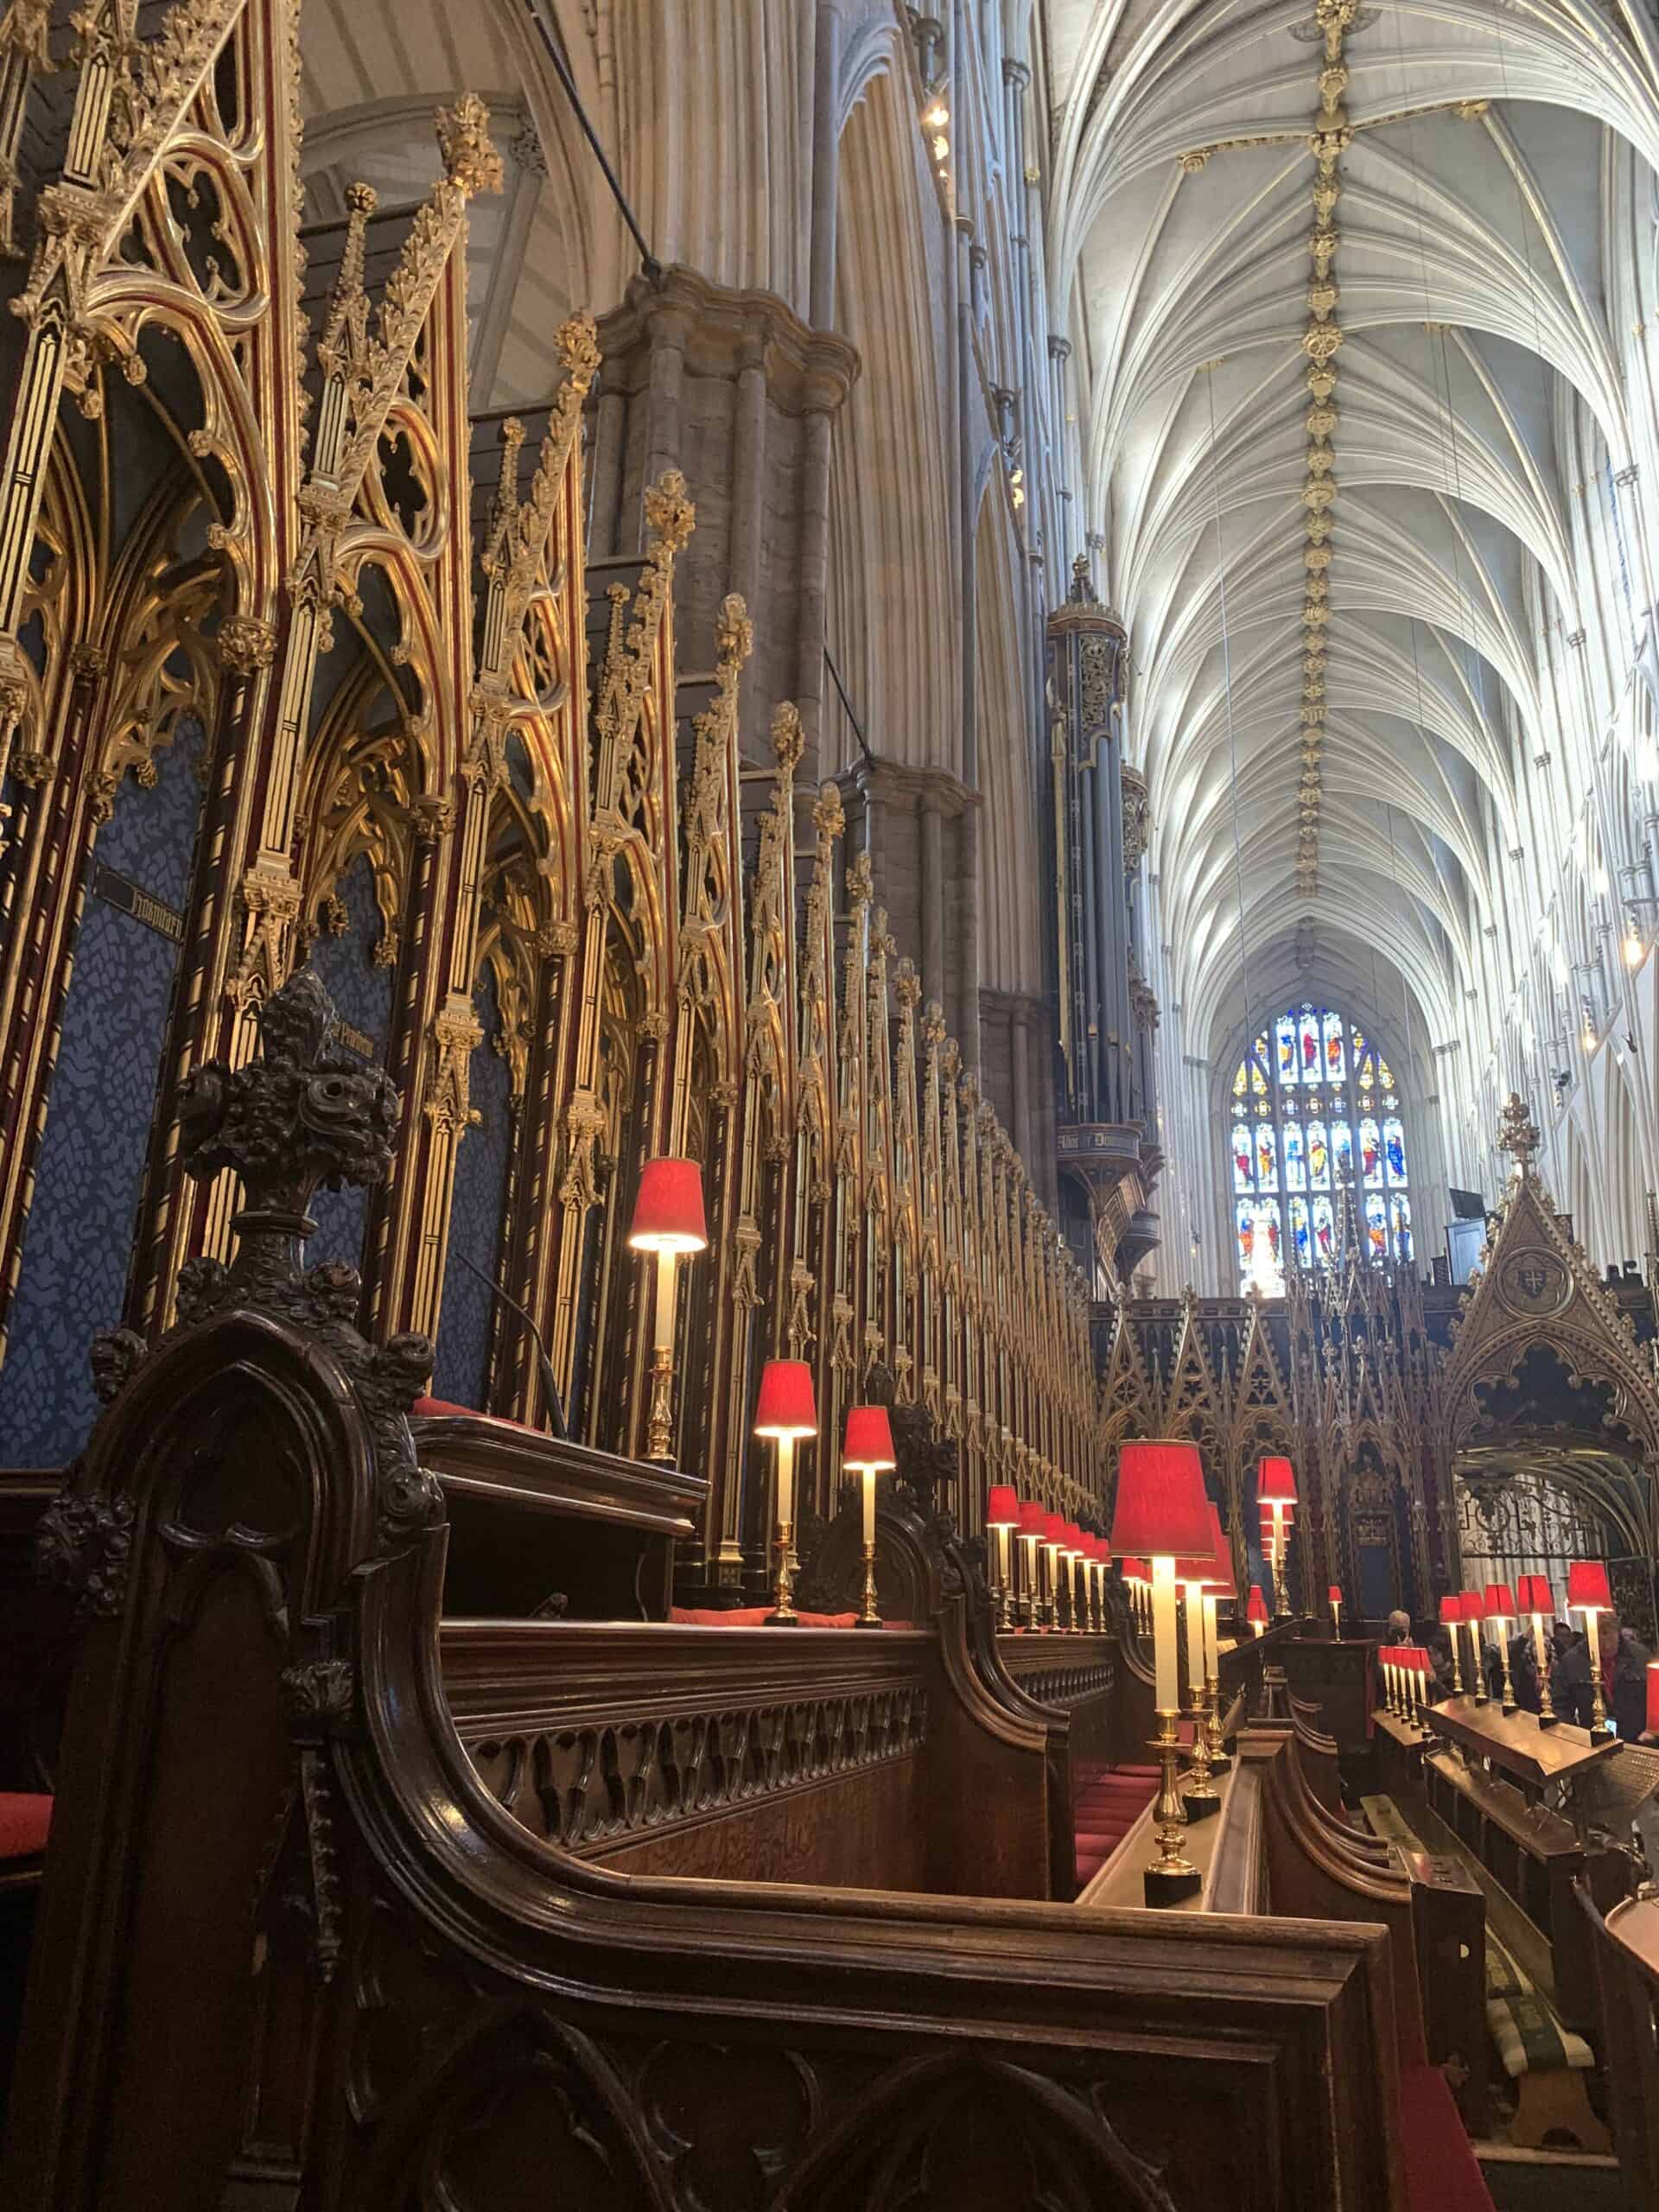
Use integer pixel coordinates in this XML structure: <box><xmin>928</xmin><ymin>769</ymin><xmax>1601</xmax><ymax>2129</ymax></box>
<box><xmin>0</xmin><ymin>971</ymin><xmax>1468</xmax><ymax>2212</ymax></box>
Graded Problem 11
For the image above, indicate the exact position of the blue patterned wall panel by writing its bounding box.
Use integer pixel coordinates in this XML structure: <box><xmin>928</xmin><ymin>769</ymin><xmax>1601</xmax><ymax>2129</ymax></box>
<box><xmin>0</xmin><ymin>723</ymin><xmax>205</xmax><ymax>1463</ymax></box>
<box><xmin>304</xmin><ymin>853</ymin><xmax>394</xmax><ymax>1271</ymax></box>
<box><xmin>432</xmin><ymin>964</ymin><xmax>512</xmax><ymax>1408</ymax></box>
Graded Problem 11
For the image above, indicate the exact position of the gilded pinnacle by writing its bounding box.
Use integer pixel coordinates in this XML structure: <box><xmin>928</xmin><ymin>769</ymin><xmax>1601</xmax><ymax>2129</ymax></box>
<box><xmin>436</xmin><ymin>93</ymin><xmax>504</xmax><ymax>197</ymax></box>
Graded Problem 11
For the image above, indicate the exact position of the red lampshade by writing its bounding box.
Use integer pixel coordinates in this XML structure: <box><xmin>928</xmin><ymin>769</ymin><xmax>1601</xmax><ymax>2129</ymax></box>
<box><xmin>1648</xmin><ymin>1662</ymin><xmax>1659</xmax><ymax>1737</ymax></box>
<box><xmin>1121</xmin><ymin>1558</ymin><xmax>1148</xmax><ymax>1583</ymax></box>
<box><xmin>1438</xmin><ymin>1594</ymin><xmax>1462</xmax><ymax>1625</ymax></box>
<box><xmin>1328</xmin><ymin>1586</ymin><xmax>1343</xmax><ymax>1605</ymax></box>
<box><xmin>1484</xmin><ymin>1582</ymin><xmax>1517</xmax><ymax>1621</ymax></box>
<box><xmin>1043</xmin><ymin>1511</ymin><xmax>1065</xmax><ymax>1547</ymax></box>
<box><xmin>1518</xmin><ymin>1574</ymin><xmax>1554</xmax><ymax>1616</ymax></box>
<box><xmin>986</xmin><ymin>1484</ymin><xmax>1019</xmax><ymax>1529</ymax></box>
<box><xmin>842</xmin><ymin>1404</ymin><xmax>896</xmax><ymax>1471</ymax></box>
<box><xmin>1110</xmin><ymin>1441</ymin><xmax>1212</xmax><ymax>1561</ymax></box>
<box><xmin>1257</xmin><ymin>1455</ymin><xmax>1298</xmax><ymax>1505</ymax></box>
<box><xmin>1016</xmin><ymin>1498</ymin><xmax>1047</xmax><ymax>1539</ymax></box>
<box><xmin>1567</xmin><ymin>1560</ymin><xmax>1612</xmax><ymax>1611</ymax></box>
<box><xmin>1247</xmin><ymin>1586</ymin><xmax>1268</xmax><ymax>1624</ymax></box>
<box><xmin>1459</xmin><ymin>1589</ymin><xmax>1483</xmax><ymax>1619</ymax></box>
<box><xmin>753</xmin><ymin>1359</ymin><xmax>817</xmax><ymax>1439</ymax></box>
<box><xmin>1063</xmin><ymin>1521</ymin><xmax>1082</xmax><ymax>1555</ymax></box>
<box><xmin>627</xmin><ymin>1157</ymin><xmax>708</xmax><ymax>1252</ymax></box>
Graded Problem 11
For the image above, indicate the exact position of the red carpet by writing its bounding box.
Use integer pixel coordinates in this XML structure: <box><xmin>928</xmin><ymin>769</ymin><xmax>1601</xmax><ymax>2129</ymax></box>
<box><xmin>1398</xmin><ymin>2065</ymin><xmax>1494</xmax><ymax>2212</ymax></box>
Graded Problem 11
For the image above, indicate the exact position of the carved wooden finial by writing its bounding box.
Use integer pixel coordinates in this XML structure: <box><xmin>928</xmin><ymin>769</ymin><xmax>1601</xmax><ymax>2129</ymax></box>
<box><xmin>1497</xmin><ymin>1091</ymin><xmax>1540</xmax><ymax>1179</ymax></box>
<box><xmin>177</xmin><ymin>967</ymin><xmax>401</xmax><ymax>1295</ymax></box>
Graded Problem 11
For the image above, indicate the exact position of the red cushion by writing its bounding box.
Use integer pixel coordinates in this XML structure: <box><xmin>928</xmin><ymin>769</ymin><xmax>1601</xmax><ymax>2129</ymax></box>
<box><xmin>1397</xmin><ymin>2066</ymin><xmax>1494</xmax><ymax>2212</ymax></box>
<box><xmin>412</xmin><ymin>1397</ymin><xmax>538</xmax><ymax>1433</ymax></box>
<box><xmin>0</xmin><ymin>1793</ymin><xmax>51</xmax><ymax>1859</ymax></box>
<box><xmin>668</xmin><ymin>1606</ymin><xmax>861</xmax><ymax>1629</ymax></box>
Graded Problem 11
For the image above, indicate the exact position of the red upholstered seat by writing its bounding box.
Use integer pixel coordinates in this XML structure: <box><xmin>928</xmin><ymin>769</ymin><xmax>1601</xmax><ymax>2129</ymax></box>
<box><xmin>1397</xmin><ymin>2066</ymin><xmax>1494</xmax><ymax>2212</ymax></box>
<box><xmin>668</xmin><ymin>1606</ymin><xmax>860</xmax><ymax>1628</ymax></box>
<box><xmin>1073</xmin><ymin>1764</ymin><xmax>1160</xmax><ymax>1889</ymax></box>
<box><xmin>0</xmin><ymin>1793</ymin><xmax>51</xmax><ymax>1860</ymax></box>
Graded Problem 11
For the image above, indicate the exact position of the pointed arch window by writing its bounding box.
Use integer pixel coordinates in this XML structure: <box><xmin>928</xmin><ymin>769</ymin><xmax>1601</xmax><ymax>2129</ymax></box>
<box><xmin>1230</xmin><ymin>1002</ymin><xmax>1413</xmax><ymax>1293</ymax></box>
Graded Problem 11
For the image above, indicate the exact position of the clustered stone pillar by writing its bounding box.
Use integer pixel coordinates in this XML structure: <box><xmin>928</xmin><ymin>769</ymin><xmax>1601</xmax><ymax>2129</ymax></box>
<box><xmin>594</xmin><ymin>267</ymin><xmax>858</xmax><ymax>777</ymax></box>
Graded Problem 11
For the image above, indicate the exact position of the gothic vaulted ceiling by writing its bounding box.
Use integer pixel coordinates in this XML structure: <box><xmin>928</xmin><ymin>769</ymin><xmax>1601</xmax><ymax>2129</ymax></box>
<box><xmin>1045</xmin><ymin>0</ymin><xmax>1659</xmax><ymax>1062</ymax></box>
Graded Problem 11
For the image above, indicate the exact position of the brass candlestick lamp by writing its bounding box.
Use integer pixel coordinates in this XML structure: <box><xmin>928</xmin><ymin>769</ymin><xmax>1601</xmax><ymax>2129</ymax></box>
<box><xmin>626</xmin><ymin>1157</ymin><xmax>708</xmax><ymax>1463</ymax></box>
<box><xmin>1437</xmin><ymin>1592</ymin><xmax>1465</xmax><ymax>1695</ymax></box>
<box><xmin>986</xmin><ymin>1486</ymin><xmax>1019</xmax><ymax>1630</ymax></box>
<box><xmin>844</xmin><ymin>1404</ymin><xmax>897</xmax><ymax>1627</ymax></box>
<box><xmin>1568</xmin><ymin>1560</ymin><xmax>1613</xmax><ymax>1732</ymax></box>
<box><xmin>1258</xmin><ymin>1455</ymin><xmax>1297</xmax><ymax>1618</ymax></box>
<box><xmin>754</xmin><ymin>1360</ymin><xmax>817</xmax><ymax>1624</ymax></box>
<box><xmin>1111</xmin><ymin>1441</ymin><xmax>1217</xmax><ymax>1904</ymax></box>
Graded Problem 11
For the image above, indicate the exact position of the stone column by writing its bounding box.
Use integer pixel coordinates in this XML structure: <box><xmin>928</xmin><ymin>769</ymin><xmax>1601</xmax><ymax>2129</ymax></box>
<box><xmin>920</xmin><ymin>795</ymin><xmax>944</xmax><ymax>992</ymax></box>
<box><xmin>594</xmin><ymin>269</ymin><xmax>858</xmax><ymax>767</ymax></box>
<box><xmin>808</xmin><ymin>2</ymin><xmax>842</xmax><ymax>332</ymax></box>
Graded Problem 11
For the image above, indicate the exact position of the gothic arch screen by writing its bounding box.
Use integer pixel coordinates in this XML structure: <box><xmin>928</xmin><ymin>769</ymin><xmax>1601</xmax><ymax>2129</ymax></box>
<box><xmin>1230</xmin><ymin>1004</ymin><xmax>1413</xmax><ymax>1294</ymax></box>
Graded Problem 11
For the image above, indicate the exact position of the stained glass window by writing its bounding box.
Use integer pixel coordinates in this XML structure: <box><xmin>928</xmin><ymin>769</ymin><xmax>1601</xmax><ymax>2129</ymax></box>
<box><xmin>1228</xmin><ymin>1002</ymin><xmax>1414</xmax><ymax>1292</ymax></box>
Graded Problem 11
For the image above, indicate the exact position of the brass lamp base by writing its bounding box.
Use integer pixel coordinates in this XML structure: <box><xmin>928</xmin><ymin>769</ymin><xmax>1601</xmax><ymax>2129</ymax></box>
<box><xmin>1143</xmin><ymin>1713</ymin><xmax>1202</xmax><ymax>1907</ymax></box>
<box><xmin>1182</xmin><ymin>1711</ymin><xmax>1221</xmax><ymax>1822</ymax></box>
<box><xmin>765</xmin><ymin>1519</ymin><xmax>799</xmax><ymax>1626</ymax></box>
<box><xmin>855</xmin><ymin>1538</ymin><xmax>882</xmax><ymax>1628</ymax></box>
<box><xmin>1204</xmin><ymin>1674</ymin><xmax>1231</xmax><ymax>1774</ymax></box>
<box><xmin>1143</xmin><ymin>1858</ymin><xmax>1204</xmax><ymax>1906</ymax></box>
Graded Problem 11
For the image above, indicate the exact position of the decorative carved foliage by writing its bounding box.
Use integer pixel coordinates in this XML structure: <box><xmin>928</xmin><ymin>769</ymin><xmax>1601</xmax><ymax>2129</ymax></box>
<box><xmin>639</xmin><ymin>2040</ymin><xmax>812</xmax><ymax>2212</ymax></box>
<box><xmin>421</xmin><ymin>2024</ymin><xmax>658</xmax><ymax>2212</ymax></box>
<box><xmin>467</xmin><ymin>1687</ymin><xmax>928</xmax><ymax>1855</ymax></box>
<box><xmin>35</xmin><ymin>1483</ymin><xmax>134</xmax><ymax>1618</ymax></box>
<box><xmin>180</xmin><ymin>966</ymin><xmax>400</xmax><ymax>1225</ymax></box>
<box><xmin>785</xmin><ymin>2057</ymin><xmax>1179</xmax><ymax>2212</ymax></box>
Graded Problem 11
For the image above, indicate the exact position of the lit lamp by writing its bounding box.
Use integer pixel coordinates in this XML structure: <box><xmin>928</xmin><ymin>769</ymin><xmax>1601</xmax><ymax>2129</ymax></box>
<box><xmin>1328</xmin><ymin>1585</ymin><xmax>1343</xmax><ymax>1640</ymax></box>
<box><xmin>1071</xmin><ymin>1530</ymin><xmax>1096</xmax><ymax>1637</ymax></box>
<box><xmin>1016</xmin><ymin>1498</ymin><xmax>1046</xmax><ymax>1628</ymax></box>
<box><xmin>1567</xmin><ymin>1559</ymin><xmax>1614</xmax><ymax>1732</ymax></box>
<box><xmin>1484</xmin><ymin>1581</ymin><xmax>1519</xmax><ymax>1713</ymax></box>
<box><xmin>1122</xmin><ymin>1558</ymin><xmax>1149</xmax><ymax>1631</ymax></box>
<box><xmin>1199</xmin><ymin>1501</ymin><xmax>1236</xmax><ymax>1771</ymax></box>
<box><xmin>1058</xmin><ymin>1521</ymin><xmax>1079</xmax><ymax>1632</ymax></box>
<box><xmin>1647</xmin><ymin>1660</ymin><xmax>1659</xmax><ymax>1742</ymax></box>
<box><xmin>753</xmin><ymin>1360</ymin><xmax>817</xmax><ymax>1625</ymax></box>
<box><xmin>986</xmin><ymin>1485</ymin><xmax>1020</xmax><ymax>1630</ymax></box>
<box><xmin>1517</xmin><ymin>1575</ymin><xmax>1558</xmax><ymax>1726</ymax></box>
<box><xmin>844</xmin><ymin>1405</ymin><xmax>897</xmax><ymax>1629</ymax></box>
<box><xmin>1110</xmin><ymin>1440</ymin><xmax>1215</xmax><ymax>1904</ymax></box>
<box><xmin>1246</xmin><ymin>1586</ymin><xmax>1268</xmax><ymax>1637</ymax></box>
<box><xmin>1258</xmin><ymin>1456</ymin><xmax>1297</xmax><ymax>1617</ymax></box>
<box><xmin>1437</xmin><ymin>1592</ymin><xmax>1466</xmax><ymax>1695</ymax></box>
<box><xmin>1176</xmin><ymin>1542</ymin><xmax>1223</xmax><ymax>1818</ymax></box>
<box><xmin>1405</xmin><ymin>1647</ymin><xmax>1424</xmax><ymax>1726</ymax></box>
<box><xmin>627</xmin><ymin>1157</ymin><xmax>708</xmax><ymax>1462</ymax></box>
<box><xmin>1042</xmin><ymin>1512</ymin><xmax>1066</xmax><ymax>1630</ymax></box>
<box><xmin>1091</xmin><ymin>1535</ymin><xmax>1112</xmax><ymax>1632</ymax></box>
<box><xmin>1459</xmin><ymin>1591</ymin><xmax>1489</xmax><ymax>1704</ymax></box>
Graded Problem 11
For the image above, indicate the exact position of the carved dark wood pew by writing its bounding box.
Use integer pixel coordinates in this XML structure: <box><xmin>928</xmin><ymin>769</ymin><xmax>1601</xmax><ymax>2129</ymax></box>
<box><xmin>412</xmin><ymin>1406</ymin><xmax>706</xmax><ymax>1620</ymax></box>
<box><xmin>1290</xmin><ymin>1687</ymin><xmax>1344</xmax><ymax>1811</ymax></box>
<box><xmin>440</xmin><ymin>1603</ymin><xmax>1059</xmax><ymax>1897</ymax></box>
<box><xmin>1212</xmin><ymin>1726</ymin><xmax>1490</xmax><ymax>2139</ymax></box>
<box><xmin>4</xmin><ymin>976</ymin><xmax>1420</xmax><ymax>2210</ymax></box>
<box><xmin>0</xmin><ymin>1469</ymin><xmax>75</xmax><ymax>1795</ymax></box>
<box><xmin>796</xmin><ymin>1482</ymin><xmax>1084</xmax><ymax>1897</ymax></box>
<box><xmin>1578</xmin><ymin>1884</ymin><xmax>1659</xmax><ymax>2206</ymax></box>
<box><xmin>1420</xmin><ymin>1721</ymin><xmax>1630</xmax><ymax>2031</ymax></box>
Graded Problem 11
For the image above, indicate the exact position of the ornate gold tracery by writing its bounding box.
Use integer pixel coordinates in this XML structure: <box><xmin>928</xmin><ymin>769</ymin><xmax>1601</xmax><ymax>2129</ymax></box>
<box><xmin>0</xmin><ymin>0</ymin><xmax>1106</xmax><ymax>1584</ymax></box>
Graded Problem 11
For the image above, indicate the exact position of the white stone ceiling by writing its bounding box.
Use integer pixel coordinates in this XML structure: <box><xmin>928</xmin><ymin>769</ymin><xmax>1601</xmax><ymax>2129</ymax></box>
<box><xmin>1045</xmin><ymin>0</ymin><xmax>1659</xmax><ymax>1061</ymax></box>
